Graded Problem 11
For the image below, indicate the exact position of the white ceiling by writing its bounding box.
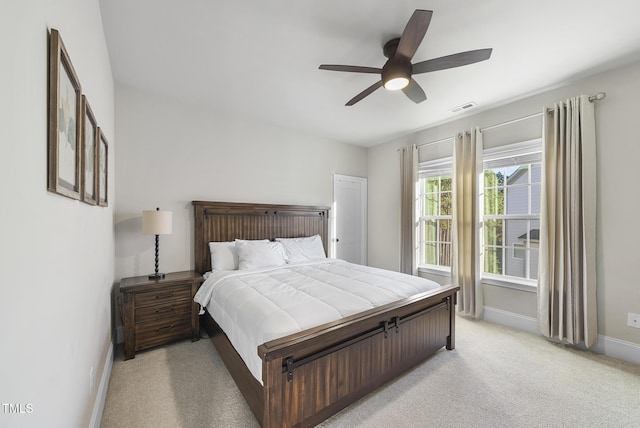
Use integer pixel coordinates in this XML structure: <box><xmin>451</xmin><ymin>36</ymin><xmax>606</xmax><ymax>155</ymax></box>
<box><xmin>99</xmin><ymin>0</ymin><xmax>640</xmax><ymax>148</ymax></box>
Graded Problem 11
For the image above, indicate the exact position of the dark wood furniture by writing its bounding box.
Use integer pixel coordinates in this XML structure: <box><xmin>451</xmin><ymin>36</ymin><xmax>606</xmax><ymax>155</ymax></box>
<box><xmin>193</xmin><ymin>201</ymin><xmax>459</xmax><ymax>427</ymax></box>
<box><xmin>120</xmin><ymin>270</ymin><xmax>202</xmax><ymax>360</ymax></box>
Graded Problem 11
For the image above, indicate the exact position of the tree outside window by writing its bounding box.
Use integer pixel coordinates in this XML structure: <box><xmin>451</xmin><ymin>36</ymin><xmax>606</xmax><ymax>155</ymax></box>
<box><xmin>419</xmin><ymin>175</ymin><xmax>452</xmax><ymax>268</ymax></box>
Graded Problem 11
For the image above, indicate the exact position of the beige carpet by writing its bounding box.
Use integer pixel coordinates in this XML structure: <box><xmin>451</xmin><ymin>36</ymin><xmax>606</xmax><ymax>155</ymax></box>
<box><xmin>101</xmin><ymin>317</ymin><xmax>640</xmax><ymax>427</ymax></box>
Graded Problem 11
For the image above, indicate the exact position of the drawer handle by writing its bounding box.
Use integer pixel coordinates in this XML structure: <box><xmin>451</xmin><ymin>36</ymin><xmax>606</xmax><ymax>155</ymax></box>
<box><xmin>155</xmin><ymin>306</ymin><xmax>175</xmax><ymax>314</ymax></box>
<box><xmin>154</xmin><ymin>293</ymin><xmax>174</xmax><ymax>299</ymax></box>
<box><xmin>155</xmin><ymin>325</ymin><xmax>174</xmax><ymax>332</ymax></box>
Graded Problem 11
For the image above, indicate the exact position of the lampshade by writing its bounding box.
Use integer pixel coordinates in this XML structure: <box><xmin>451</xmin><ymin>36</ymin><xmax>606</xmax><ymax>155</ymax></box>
<box><xmin>142</xmin><ymin>209</ymin><xmax>173</xmax><ymax>235</ymax></box>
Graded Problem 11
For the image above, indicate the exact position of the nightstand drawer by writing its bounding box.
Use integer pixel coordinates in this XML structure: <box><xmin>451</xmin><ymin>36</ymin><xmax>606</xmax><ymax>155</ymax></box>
<box><xmin>135</xmin><ymin>299</ymin><xmax>192</xmax><ymax>323</ymax></box>
<box><xmin>134</xmin><ymin>287</ymin><xmax>192</xmax><ymax>307</ymax></box>
<box><xmin>135</xmin><ymin>315</ymin><xmax>192</xmax><ymax>351</ymax></box>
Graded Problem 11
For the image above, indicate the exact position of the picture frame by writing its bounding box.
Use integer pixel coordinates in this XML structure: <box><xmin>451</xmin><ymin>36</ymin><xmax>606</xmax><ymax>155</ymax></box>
<box><xmin>81</xmin><ymin>95</ymin><xmax>98</xmax><ymax>205</ymax></box>
<box><xmin>97</xmin><ymin>128</ymin><xmax>109</xmax><ymax>207</ymax></box>
<box><xmin>48</xmin><ymin>28</ymin><xmax>82</xmax><ymax>200</ymax></box>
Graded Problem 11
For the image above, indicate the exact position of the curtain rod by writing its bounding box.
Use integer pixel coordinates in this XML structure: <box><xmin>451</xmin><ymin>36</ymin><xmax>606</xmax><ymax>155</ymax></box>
<box><xmin>415</xmin><ymin>92</ymin><xmax>606</xmax><ymax>149</ymax></box>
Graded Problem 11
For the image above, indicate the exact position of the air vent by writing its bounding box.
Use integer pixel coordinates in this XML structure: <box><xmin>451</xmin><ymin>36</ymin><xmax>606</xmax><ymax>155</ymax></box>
<box><xmin>450</xmin><ymin>102</ymin><xmax>477</xmax><ymax>113</ymax></box>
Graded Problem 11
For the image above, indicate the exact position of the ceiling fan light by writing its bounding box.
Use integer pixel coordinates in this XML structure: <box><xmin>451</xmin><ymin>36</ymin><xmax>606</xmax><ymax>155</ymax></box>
<box><xmin>381</xmin><ymin>57</ymin><xmax>412</xmax><ymax>91</ymax></box>
<box><xmin>384</xmin><ymin>76</ymin><xmax>410</xmax><ymax>90</ymax></box>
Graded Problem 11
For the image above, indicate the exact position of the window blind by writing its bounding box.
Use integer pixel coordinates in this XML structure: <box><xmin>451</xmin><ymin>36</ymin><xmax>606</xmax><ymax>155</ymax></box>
<box><xmin>483</xmin><ymin>139</ymin><xmax>542</xmax><ymax>169</ymax></box>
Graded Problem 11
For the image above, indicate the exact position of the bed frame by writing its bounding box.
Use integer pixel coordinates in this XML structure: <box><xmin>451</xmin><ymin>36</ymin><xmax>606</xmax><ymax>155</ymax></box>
<box><xmin>193</xmin><ymin>200</ymin><xmax>458</xmax><ymax>427</ymax></box>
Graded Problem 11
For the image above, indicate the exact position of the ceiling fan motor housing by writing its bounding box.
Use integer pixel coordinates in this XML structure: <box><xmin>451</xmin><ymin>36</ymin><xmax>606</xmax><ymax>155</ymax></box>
<box><xmin>382</xmin><ymin>56</ymin><xmax>412</xmax><ymax>89</ymax></box>
<box><xmin>382</xmin><ymin>37</ymin><xmax>412</xmax><ymax>89</ymax></box>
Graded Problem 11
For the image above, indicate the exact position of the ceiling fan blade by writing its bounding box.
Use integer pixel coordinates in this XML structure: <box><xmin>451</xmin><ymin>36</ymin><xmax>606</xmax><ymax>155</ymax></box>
<box><xmin>396</xmin><ymin>9</ymin><xmax>433</xmax><ymax>60</ymax></box>
<box><xmin>319</xmin><ymin>64</ymin><xmax>382</xmax><ymax>74</ymax></box>
<box><xmin>412</xmin><ymin>48</ymin><xmax>493</xmax><ymax>74</ymax></box>
<box><xmin>402</xmin><ymin>79</ymin><xmax>427</xmax><ymax>104</ymax></box>
<box><xmin>345</xmin><ymin>81</ymin><xmax>383</xmax><ymax>106</ymax></box>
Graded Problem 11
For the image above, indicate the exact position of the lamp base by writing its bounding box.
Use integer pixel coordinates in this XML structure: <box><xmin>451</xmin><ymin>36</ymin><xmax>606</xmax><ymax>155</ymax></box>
<box><xmin>148</xmin><ymin>273</ymin><xmax>166</xmax><ymax>280</ymax></box>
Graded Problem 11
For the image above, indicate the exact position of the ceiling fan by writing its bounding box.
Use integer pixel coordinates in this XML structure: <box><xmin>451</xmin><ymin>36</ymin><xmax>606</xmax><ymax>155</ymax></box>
<box><xmin>319</xmin><ymin>9</ymin><xmax>493</xmax><ymax>106</ymax></box>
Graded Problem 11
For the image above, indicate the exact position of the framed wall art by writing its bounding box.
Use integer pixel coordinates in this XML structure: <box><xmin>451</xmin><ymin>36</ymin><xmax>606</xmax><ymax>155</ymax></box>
<box><xmin>48</xmin><ymin>28</ymin><xmax>82</xmax><ymax>200</ymax></box>
<box><xmin>97</xmin><ymin>128</ymin><xmax>108</xmax><ymax>207</ymax></box>
<box><xmin>81</xmin><ymin>95</ymin><xmax>98</xmax><ymax>205</ymax></box>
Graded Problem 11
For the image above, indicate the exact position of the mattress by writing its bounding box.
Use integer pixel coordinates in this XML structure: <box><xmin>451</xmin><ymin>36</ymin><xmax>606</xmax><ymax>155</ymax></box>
<box><xmin>194</xmin><ymin>259</ymin><xmax>441</xmax><ymax>384</ymax></box>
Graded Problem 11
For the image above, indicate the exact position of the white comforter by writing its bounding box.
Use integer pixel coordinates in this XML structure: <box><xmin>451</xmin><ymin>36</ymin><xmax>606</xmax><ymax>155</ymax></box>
<box><xmin>194</xmin><ymin>259</ymin><xmax>440</xmax><ymax>384</ymax></box>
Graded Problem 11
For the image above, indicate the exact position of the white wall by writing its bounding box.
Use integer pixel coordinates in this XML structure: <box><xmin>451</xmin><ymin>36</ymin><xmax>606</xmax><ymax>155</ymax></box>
<box><xmin>368</xmin><ymin>61</ymin><xmax>640</xmax><ymax>347</ymax></box>
<box><xmin>114</xmin><ymin>85</ymin><xmax>367</xmax><ymax>281</ymax></box>
<box><xmin>0</xmin><ymin>1</ymin><xmax>114</xmax><ymax>428</ymax></box>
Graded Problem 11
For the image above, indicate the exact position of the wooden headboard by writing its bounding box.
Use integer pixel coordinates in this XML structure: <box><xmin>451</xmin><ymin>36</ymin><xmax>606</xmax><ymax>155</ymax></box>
<box><xmin>192</xmin><ymin>201</ymin><xmax>330</xmax><ymax>274</ymax></box>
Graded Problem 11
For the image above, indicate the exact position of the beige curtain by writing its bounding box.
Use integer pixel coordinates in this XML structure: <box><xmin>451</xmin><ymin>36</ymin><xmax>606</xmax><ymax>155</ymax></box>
<box><xmin>452</xmin><ymin>128</ymin><xmax>483</xmax><ymax>318</ymax></box>
<box><xmin>538</xmin><ymin>95</ymin><xmax>597</xmax><ymax>347</ymax></box>
<box><xmin>400</xmin><ymin>144</ymin><xmax>418</xmax><ymax>275</ymax></box>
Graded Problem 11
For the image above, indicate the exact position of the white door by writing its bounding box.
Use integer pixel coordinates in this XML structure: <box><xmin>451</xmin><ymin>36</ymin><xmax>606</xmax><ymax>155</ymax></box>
<box><xmin>333</xmin><ymin>175</ymin><xmax>367</xmax><ymax>265</ymax></box>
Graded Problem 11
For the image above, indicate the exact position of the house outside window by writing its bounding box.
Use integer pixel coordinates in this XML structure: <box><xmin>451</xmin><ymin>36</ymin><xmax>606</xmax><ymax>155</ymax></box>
<box><xmin>483</xmin><ymin>140</ymin><xmax>541</xmax><ymax>283</ymax></box>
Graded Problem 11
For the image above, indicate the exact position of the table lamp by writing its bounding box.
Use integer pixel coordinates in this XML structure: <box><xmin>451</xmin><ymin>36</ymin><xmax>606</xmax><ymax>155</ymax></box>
<box><xmin>142</xmin><ymin>207</ymin><xmax>172</xmax><ymax>280</ymax></box>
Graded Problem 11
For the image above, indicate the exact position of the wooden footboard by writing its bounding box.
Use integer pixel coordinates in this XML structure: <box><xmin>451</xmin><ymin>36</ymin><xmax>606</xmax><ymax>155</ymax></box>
<box><xmin>202</xmin><ymin>284</ymin><xmax>457</xmax><ymax>427</ymax></box>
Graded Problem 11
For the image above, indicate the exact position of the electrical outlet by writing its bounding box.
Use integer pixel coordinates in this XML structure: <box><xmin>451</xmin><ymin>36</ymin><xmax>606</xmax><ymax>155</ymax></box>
<box><xmin>89</xmin><ymin>366</ymin><xmax>94</xmax><ymax>394</ymax></box>
<box><xmin>628</xmin><ymin>313</ymin><xmax>640</xmax><ymax>329</ymax></box>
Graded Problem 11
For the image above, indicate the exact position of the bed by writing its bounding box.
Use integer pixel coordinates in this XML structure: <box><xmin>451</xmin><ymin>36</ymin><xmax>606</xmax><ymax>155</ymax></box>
<box><xmin>192</xmin><ymin>200</ymin><xmax>459</xmax><ymax>427</ymax></box>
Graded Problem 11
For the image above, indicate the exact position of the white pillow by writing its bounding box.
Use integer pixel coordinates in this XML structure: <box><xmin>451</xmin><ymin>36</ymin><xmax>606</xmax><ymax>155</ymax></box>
<box><xmin>275</xmin><ymin>235</ymin><xmax>326</xmax><ymax>263</ymax></box>
<box><xmin>209</xmin><ymin>239</ymin><xmax>269</xmax><ymax>270</ymax></box>
<box><xmin>235</xmin><ymin>241</ymin><xmax>288</xmax><ymax>270</ymax></box>
<box><xmin>235</xmin><ymin>239</ymin><xmax>269</xmax><ymax>245</ymax></box>
<box><xmin>208</xmin><ymin>241</ymin><xmax>237</xmax><ymax>271</ymax></box>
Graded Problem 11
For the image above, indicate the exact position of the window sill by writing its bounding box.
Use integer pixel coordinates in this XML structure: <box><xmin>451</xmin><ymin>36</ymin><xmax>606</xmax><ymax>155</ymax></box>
<box><xmin>417</xmin><ymin>267</ymin><xmax>537</xmax><ymax>293</ymax></box>
<box><xmin>482</xmin><ymin>274</ymin><xmax>537</xmax><ymax>293</ymax></box>
<box><xmin>417</xmin><ymin>266</ymin><xmax>451</xmax><ymax>278</ymax></box>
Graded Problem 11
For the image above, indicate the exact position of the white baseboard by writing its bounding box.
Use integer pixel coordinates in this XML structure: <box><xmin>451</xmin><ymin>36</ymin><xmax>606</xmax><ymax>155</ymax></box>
<box><xmin>589</xmin><ymin>334</ymin><xmax>640</xmax><ymax>366</ymax></box>
<box><xmin>89</xmin><ymin>338</ymin><xmax>115</xmax><ymax>428</ymax></box>
<box><xmin>481</xmin><ymin>306</ymin><xmax>640</xmax><ymax>366</ymax></box>
<box><xmin>482</xmin><ymin>306</ymin><xmax>539</xmax><ymax>335</ymax></box>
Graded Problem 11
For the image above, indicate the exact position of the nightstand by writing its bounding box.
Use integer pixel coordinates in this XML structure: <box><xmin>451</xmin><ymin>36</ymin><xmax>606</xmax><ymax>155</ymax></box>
<box><xmin>120</xmin><ymin>270</ymin><xmax>202</xmax><ymax>360</ymax></box>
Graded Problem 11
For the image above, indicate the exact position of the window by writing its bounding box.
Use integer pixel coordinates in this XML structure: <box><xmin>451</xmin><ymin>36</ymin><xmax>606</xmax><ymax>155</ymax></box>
<box><xmin>417</xmin><ymin>158</ymin><xmax>452</xmax><ymax>269</ymax></box>
<box><xmin>482</xmin><ymin>140</ymin><xmax>541</xmax><ymax>282</ymax></box>
<box><xmin>416</xmin><ymin>139</ymin><xmax>542</xmax><ymax>285</ymax></box>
